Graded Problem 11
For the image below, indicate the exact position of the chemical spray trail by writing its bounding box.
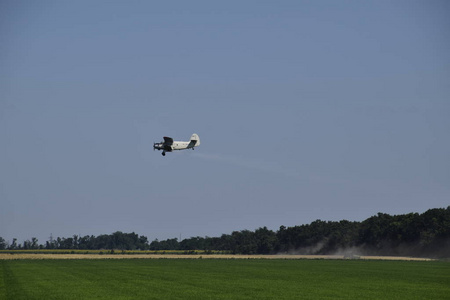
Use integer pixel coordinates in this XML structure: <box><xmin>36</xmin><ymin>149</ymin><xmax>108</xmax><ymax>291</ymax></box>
<box><xmin>192</xmin><ymin>152</ymin><xmax>301</xmax><ymax>179</ymax></box>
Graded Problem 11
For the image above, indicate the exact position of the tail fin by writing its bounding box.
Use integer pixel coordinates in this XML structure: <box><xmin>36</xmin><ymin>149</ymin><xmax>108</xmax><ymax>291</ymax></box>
<box><xmin>190</xmin><ymin>133</ymin><xmax>200</xmax><ymax>147</ymax></box>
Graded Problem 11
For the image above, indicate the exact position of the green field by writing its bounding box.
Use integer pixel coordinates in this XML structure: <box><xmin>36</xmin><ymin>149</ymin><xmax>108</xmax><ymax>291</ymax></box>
<box><xmin>1</xmin><ymin>259</ymin><xmax>449</xmax><ymax>299</ymax></box>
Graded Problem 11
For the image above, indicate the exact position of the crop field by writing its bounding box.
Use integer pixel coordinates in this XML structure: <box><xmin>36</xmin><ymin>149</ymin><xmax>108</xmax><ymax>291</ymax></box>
<box><xmin>1</xmin><ymin>259</ymin><xmax>449</xmax><ymax>299</ymax></box>
<box><xmin>0</xmin><ymin>249</ymin><xmax>226</xmax><ymax>255</ymax></box>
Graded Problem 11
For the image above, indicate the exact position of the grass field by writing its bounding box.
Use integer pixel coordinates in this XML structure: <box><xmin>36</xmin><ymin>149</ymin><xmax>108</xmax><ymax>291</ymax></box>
<box><xmin>1</xmin><ymin>259</ymin><xmax>449</xmax><ymax>299</ymax></box>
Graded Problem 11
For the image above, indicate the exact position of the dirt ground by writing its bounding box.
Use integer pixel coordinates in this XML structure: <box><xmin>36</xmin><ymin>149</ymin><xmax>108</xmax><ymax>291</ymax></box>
<box><xmin>0</xmin><ymin>253</ymin><xmax>434</xmax><ymax>261</ymax></box>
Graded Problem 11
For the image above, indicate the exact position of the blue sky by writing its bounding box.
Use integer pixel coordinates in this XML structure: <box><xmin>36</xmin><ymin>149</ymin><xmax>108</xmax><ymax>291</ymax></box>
<box><xmin>1</xmin><ymin>1</ymin><xmax>449</xmax><ymax>244</ymax></box>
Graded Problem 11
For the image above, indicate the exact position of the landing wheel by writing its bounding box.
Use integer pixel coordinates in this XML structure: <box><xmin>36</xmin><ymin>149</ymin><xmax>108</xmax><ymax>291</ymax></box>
<box><xmin>162</xmin><ymin>152</ymin><xmax>166</xmax><ymax>156</ymax></box>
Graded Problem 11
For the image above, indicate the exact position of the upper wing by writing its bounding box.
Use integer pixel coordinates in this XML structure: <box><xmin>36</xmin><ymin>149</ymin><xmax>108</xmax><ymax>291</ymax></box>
<box><xmin>163</xmin><ymin>136</ymin><xmax>173</xmax><ymax>146</ymax></box>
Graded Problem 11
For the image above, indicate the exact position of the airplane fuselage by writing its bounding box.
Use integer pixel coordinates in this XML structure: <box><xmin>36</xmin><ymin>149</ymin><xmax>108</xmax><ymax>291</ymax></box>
<box><xmin>153</xmin><ymin>141</ymin><xmax>194</xmax><ymax>151</ymax></box>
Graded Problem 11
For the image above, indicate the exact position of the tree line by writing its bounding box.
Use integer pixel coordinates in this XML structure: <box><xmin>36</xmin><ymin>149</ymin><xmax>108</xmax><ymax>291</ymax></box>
<box><xmin>1</xmin><ymin>207</ymin><xmax>449</xmax><ymax>258</ymax></box>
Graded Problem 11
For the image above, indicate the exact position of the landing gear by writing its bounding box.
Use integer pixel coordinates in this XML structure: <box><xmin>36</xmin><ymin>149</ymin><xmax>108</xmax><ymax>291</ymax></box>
<box><xmin>162</xmin><ymin>152</ymin><xmax>166</xmax><ymax>156</ymax></box>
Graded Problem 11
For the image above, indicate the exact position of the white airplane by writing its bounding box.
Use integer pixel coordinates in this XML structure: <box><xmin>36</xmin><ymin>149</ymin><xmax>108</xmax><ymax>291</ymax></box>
<box><xmin>153</xmin><ymin>133</ymin><xmax>200</xmax><ymax>156</ymax></box>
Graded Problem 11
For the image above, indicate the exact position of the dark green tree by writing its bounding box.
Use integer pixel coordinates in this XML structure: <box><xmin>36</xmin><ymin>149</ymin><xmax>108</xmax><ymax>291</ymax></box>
<box><xmin>0</xmin><ymin>237</ymin><xmax>7</xmax><ymax>250</ymax></box>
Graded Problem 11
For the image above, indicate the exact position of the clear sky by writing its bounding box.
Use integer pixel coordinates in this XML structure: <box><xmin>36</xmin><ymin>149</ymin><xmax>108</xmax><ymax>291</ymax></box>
<box><xmin>1</xmin><ymin>1</ymin><xmax>449</xmax><ymax>245</ymax></box>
